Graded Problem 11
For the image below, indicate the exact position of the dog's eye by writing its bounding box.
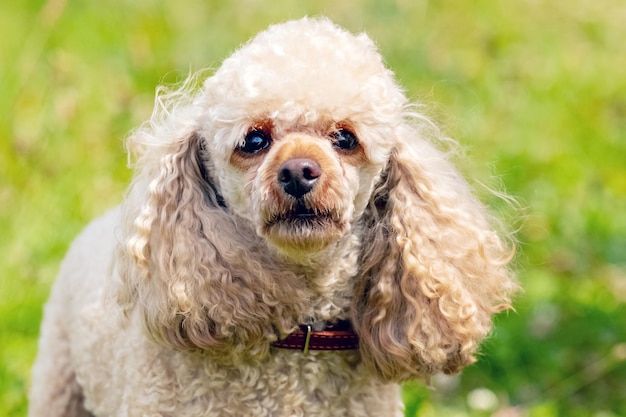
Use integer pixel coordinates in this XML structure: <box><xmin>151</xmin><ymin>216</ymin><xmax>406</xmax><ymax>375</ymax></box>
<box><xmin>238</xmin><ymin>130</ymin><xmax>271</xmax><ymax>154</ymax></box>
<box><xmin>331</xmin><ymin>129</ymin><xmax>359</xmax><ymax>151</ymax></box>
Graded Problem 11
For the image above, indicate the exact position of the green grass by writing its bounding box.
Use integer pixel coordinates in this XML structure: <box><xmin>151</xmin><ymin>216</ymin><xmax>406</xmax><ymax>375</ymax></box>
<box><xmin>2</xmin><ymin>1</ymin><xmax>625</xmax><ymax>416</ymax></box>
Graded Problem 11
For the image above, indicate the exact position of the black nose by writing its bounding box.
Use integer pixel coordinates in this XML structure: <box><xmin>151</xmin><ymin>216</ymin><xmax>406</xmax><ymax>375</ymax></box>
<box><xmin>277</xmin><ymin>158</ymin><xmax>322</xmax><ymax>198</ymax></box>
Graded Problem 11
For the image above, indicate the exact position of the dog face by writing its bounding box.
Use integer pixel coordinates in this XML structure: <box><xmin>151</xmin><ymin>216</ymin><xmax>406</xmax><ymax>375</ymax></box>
<box><xmin>197</xmin><ymin>20</ymin><xmax>405</xmax><ymax>255</ymax></box>
<box><xmin>227</xmin><ymin>120</ymin><xmax>385</xmax><ymax>254</ymax></box>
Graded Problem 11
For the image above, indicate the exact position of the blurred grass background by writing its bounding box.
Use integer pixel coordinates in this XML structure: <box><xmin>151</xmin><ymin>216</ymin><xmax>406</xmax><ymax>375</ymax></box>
<box><xmin>1</xmin><ymin>0</ymin><xmax>625</xmax><ymax>416</ymax></box>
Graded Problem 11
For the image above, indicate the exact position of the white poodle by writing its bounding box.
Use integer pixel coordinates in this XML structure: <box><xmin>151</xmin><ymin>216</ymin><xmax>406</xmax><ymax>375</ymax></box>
<box><xmin>29</xmin><ymin>17</ymin><xmax>518</xmax><ymax>417</ymax></box>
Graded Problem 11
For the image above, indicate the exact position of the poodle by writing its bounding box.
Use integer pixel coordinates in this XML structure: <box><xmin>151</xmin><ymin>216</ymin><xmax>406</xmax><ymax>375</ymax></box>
<box><xmin>29</xmin><ymin>17</ymin><xmax>518</xmax><ymax>417</ymax></box>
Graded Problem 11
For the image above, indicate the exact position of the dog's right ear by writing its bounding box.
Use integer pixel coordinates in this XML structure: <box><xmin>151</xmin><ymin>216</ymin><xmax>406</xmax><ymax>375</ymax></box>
<box><xmin>115</xmin><ymin>94</ymin><xmax>306</xmax><ymax>360</ymax></box>
<box><xmin>121</xmin><ymin>129</ymin><xmax>222</xmax><ymax>270</ymax></box>
<box><xmin>116</xmin><ymin>128</ymin><xmax>238</xmax><ymax>347</ymax></box>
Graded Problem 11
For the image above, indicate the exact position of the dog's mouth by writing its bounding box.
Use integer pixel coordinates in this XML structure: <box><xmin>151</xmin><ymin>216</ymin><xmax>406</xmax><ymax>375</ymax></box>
<box><xmin>267</xmin><ymin>202</ymin><xmax>337</xmax><ymax>226</ymax></box>
<box><xmin>260</xmin><ymin>192</ymin><xmax>349</xmax><ymax>253</ymax></box>
<box><xmin>261</xmin><ymin>199</ymin><xmax>348</xmax><ymax>252</ymax></box>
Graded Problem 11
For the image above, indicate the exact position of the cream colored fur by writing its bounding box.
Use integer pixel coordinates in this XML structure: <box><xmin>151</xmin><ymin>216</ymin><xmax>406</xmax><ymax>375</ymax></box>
<box><xmin>29</xmin><ymin>17</ymin><xmax>518</xmax><ymax>417</ymax></box>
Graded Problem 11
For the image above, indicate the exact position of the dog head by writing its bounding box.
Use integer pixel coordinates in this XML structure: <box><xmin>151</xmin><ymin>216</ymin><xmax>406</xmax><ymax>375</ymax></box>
<box><xmin>117</xmin><ymin>17</ymin><xmax>518</xmax><ymax>378</ymax></box>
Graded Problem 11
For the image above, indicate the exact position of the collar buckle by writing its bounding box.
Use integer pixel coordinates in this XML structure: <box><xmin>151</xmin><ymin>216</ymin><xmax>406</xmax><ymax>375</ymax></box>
<box><xmin>271</xmin><ymin>320</ymin><xmax>359</xmax><ymax>352</ymax></box>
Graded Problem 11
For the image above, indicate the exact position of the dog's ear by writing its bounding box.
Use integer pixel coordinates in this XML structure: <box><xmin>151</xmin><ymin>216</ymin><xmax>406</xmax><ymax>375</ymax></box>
<box><xmin>353</xmin><ymin>124</ymin><xmax>518</xmax><ymax>382</ymax></box>
<box><xmin>117</xmin><ymin>125</ymin><xmax>302</xmax><ymax>359</ymax></box>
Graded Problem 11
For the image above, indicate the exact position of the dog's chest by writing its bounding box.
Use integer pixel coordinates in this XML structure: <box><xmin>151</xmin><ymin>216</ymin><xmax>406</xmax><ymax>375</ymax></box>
<box><xmin>160</xmin><ymin>349</ymin><xmax>402</xmax><ymax>416</ymax></box>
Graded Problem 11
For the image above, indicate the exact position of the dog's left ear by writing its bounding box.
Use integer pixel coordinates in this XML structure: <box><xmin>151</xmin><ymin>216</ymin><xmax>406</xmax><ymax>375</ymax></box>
<box><xmin>353</xmin><ymin>123</ymin><xmax>518</xmax><ymax>382</ymax></box>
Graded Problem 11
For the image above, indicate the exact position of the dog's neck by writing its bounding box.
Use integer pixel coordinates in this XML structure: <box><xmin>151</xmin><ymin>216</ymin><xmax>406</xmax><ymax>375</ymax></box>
<box><xmin>276</xmin><ymin>233</ymin><xmax>359</xmax><ymax>283</ymax></box>
<box><xmin>237</xmin><ymin>219</ymin><xmax>361</xmax><ymax>324</ymax></box>
<box><xmin>273</xmin><ymin>233</ymin><xmax>360</xmax><ymax>325</ymax></box>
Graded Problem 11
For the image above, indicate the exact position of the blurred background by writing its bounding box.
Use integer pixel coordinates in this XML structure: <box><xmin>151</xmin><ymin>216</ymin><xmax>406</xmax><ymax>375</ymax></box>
<box><xmin>1</xmin><ymin>0</ymin><xmax>625</xmax><ymax>416</ymax></box>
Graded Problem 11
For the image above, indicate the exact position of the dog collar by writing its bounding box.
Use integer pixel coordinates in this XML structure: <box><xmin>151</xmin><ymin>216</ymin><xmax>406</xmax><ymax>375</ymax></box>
<box><xmin>271</xmin><ymin>320</ymin><xmax>359</xmax><ymax>354</ymax></box>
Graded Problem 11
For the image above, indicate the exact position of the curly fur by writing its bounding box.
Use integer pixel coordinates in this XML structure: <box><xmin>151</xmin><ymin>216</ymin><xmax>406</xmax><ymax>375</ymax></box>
<box><xmin>29</xmin><ymin>17</ymin><xmax>518</xmax><ymax>417</ymax></box>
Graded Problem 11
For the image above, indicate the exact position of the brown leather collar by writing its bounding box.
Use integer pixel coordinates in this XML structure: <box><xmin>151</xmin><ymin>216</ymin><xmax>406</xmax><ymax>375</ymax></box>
<box><xmin>271</xmin><ymin>320</ymin><xmax>359</xmax><ymax>354</ymax></box>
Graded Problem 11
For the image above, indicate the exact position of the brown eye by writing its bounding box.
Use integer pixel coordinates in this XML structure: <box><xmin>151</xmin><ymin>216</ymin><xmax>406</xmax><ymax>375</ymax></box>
<box><xmin>331</xmin><ymin>129</ymin><xmax>359</xmax><ymax>151</ymax></box>
<box><xmin>238</xmin><ymin>130</ymin><xmax>271</xmax><ymax>154</ymax></box>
